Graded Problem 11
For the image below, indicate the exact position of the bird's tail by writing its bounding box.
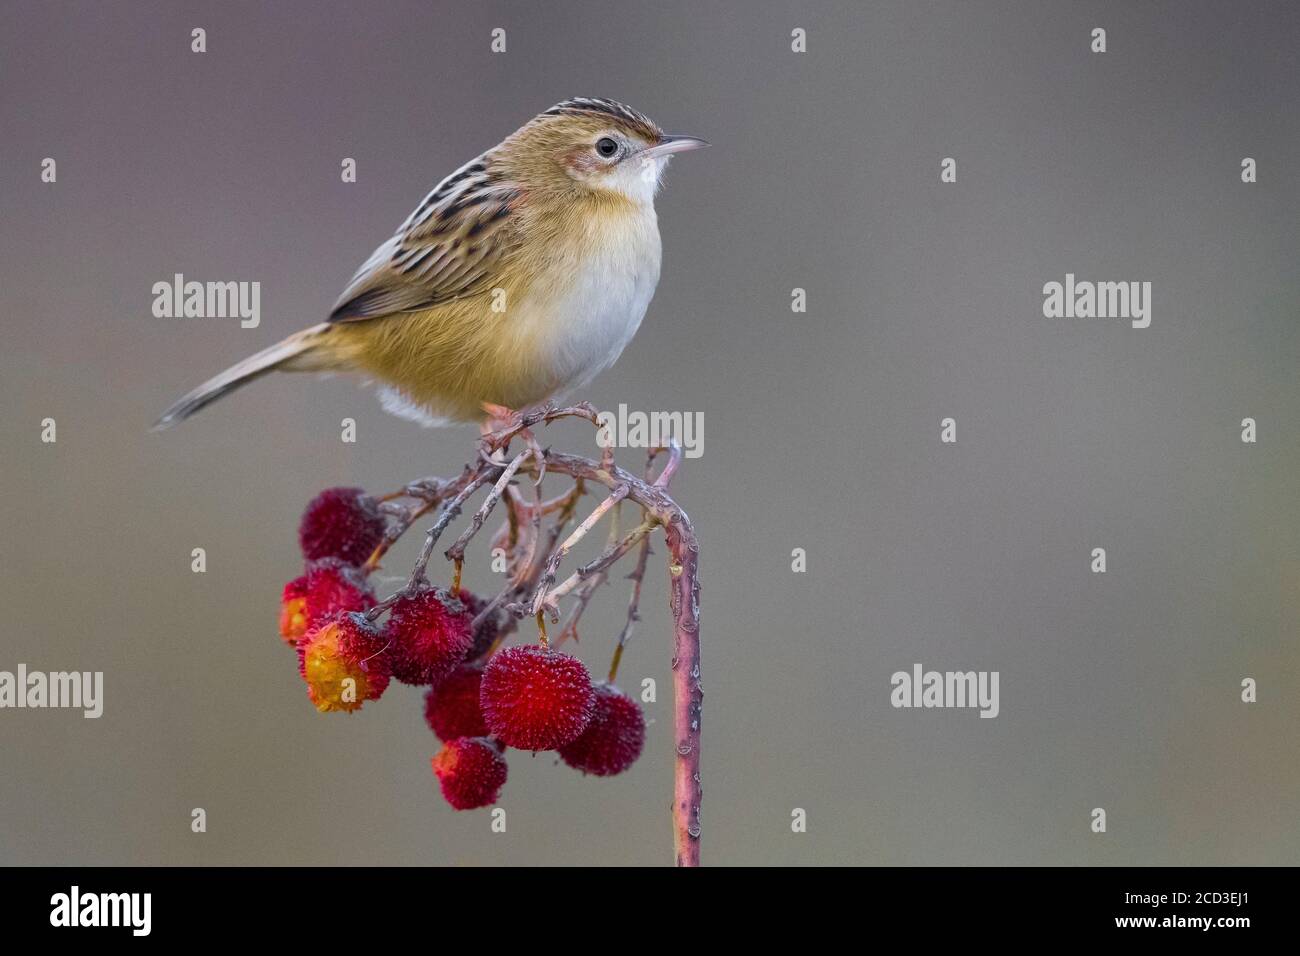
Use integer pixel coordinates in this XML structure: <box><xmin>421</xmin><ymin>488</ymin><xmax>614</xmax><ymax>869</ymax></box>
<box><xmin>153</xmin><ymin>322</ymin><xmax>338</xmax><ymax>430</ymax></box>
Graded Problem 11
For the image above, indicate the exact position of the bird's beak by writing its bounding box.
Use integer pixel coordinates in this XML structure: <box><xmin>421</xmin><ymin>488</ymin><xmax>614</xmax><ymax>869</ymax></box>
<box><xmin>641</xmin><ymin>135</ymin><xmax>710</xmax><ymax>159</ymax></box>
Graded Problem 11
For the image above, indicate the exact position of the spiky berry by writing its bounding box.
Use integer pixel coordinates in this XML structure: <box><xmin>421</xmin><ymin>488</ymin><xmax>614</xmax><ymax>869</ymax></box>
<box><xmin>279</xmin><ymin>576</ymin><xmax>311</xmax><ymax>642</ymax></box>
<box><xmin>296</xmin><ymin>612</ymin><xmax>390</xmax><ymax>713</ymax></box>
<box><xmin>384</xmin><ymin>587</ymin><xmax>473</xmax><ymax>686</ymax></box>
<box><xmin>559</xmin><ymin>683</ymin><xmax>646</xmax><ymax>776</ymax></box>
<box><xmin>298</xmin><ymin>486</ymin><xmax>386</xmax><ymax>565</ymax></box>
<box><xmin>432</xmin><ymin>737</ymin><xmax>507</xmax><ymax>810</ymax></box>
<box><xmin>479</xmin><ymin>645</ymin><xmax>595</xmax><ymax>751</ymax></box>
<box><xmin>279</xmin><ymin>558</ymin><xmax>374</xmax><ymax>645</ymax></box>
<box><xmin>423</xmin><ymin>664</ymin><xmax>488</xmax><ymax>741</ymax></box>
<box><xmin>456</xmin><ymin>589</ymin><xmax>500</xmax><ymax>660</ymax></box>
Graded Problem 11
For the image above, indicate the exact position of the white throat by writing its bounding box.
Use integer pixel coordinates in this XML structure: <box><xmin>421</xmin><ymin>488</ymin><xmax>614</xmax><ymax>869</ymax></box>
<box><xmin>601</xmin><ymin>154</ymin><xmax>670</xmax><ymax>205</ymax></box>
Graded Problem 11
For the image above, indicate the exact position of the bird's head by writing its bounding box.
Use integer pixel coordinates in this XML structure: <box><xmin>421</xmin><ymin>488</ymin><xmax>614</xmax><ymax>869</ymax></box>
<box><xmin>502</xmin><ymin>98</ymin><xmax>708</xmax><ymax>205</ymax></box>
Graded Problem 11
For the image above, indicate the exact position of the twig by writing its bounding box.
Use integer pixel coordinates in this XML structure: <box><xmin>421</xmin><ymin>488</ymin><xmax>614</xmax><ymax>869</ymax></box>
<box><xmin>363</xmin><ymin>479</ymin><xmax>453</xmax><ymax>573</ymax></box>
<box><xmin>609</xmin><ymin>531</ymin><xmax>652</xmax><ymax>682</ymax></box>
<box><xmin>529</xmin><ymin>484</ymin><xmax>630</xmax><ymax>617</ymax></box>
<box><xmin>407</xmin><ymin>470</ymin><xmax>498</xmax><ymax>585</ymax></box>
<box><xmin>535</xmin><ymin>520</ymin><xmax>655</xmax><ymax>616</ymax></box>
<box><xmin>553</xmin><ymin>570</ymin><xmax>606</xmax><ymax>648</ymax></box>
<box><xmin>365</xmin><ymin>467</ymin><xmax>499</xmax><ymax>619</ymax></box>
<box><xmin>445</xmin><ymin>448</ymin><xmax>532</xmax><ymax>564</ymax></box>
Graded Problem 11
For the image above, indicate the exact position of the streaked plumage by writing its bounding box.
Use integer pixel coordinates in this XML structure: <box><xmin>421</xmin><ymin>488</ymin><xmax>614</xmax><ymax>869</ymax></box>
<box><xmin>155</xmin><ymin>98</ymin><xmax>707</xmax><ymax>430</ymax></box>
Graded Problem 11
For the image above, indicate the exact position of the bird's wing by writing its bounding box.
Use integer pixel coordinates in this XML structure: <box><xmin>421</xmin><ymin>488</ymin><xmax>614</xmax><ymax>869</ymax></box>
<box><xmin>328</xmin><ymin>155</ymin><xmax>522</xmax><ymax>323</ymax></box>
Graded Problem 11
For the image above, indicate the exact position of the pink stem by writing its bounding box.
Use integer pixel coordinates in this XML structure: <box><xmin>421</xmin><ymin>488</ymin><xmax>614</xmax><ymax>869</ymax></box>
<box><xmin>662</xmin><ymin>511</ymin><xmax>701</xmax><ymax>866</ymax></box>
<box><xmin>524</xmin><ymin>448</ymin><xmax>702</xmax><ymax>865</ymax></box>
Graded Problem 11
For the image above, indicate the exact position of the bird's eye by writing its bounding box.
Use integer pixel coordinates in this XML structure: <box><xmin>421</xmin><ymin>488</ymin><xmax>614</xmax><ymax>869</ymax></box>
<box><xmin>595</xmin><ymin>137</ymin><xmax>619</xmax><ymax>158</ymax></box>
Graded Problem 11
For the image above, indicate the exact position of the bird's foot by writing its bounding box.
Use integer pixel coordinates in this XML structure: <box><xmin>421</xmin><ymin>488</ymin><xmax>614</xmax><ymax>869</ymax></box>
<box><xmin>480</xmin><ymin>401</ymin><xmax>519</xmax><ymax>435</ymax></box>
<box><xmin>480</xmin><ymin>402</ymin><xmax>547</xmax><ymax>483</ymax></box>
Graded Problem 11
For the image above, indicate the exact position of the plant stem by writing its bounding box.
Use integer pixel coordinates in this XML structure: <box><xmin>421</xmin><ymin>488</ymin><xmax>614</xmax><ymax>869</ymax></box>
<box><xmin>523</xmin><ymin>447</ymin><xmax>700</xmax><ymax>866</ymax></box>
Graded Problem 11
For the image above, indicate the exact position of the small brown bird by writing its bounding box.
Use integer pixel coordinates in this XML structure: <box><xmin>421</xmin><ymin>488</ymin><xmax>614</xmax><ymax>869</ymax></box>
<box><xmin>154</xmin><ymin>98</ymin><xmax>708</xmax><ymax>430</ymax></box>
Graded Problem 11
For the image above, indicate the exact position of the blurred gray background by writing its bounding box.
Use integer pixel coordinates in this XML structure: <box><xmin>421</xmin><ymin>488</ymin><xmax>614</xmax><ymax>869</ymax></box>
<box><xmin>1</xmin><ymin>0</ymin><xmax>1297</xmax><ymax>865</ymax></box>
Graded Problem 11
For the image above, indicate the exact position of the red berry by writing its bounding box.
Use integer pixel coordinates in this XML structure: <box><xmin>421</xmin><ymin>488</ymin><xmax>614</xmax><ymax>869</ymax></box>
<box><xmin>279</xmin><ymin>559</ymin><xmax>374</xmax><ymax>645</ymax></box>
<box><xmin>296</xmin><ymin>612</ymin><xmax>391</xmax><ymax>713</ymax></box>
<box><xmin>384</xmin><ymin>587</ymin><xmax>473</xmax><ymax>686</ymax></box>
<box><xmin>279</xmin><ymin>577</ymin><xmax>311</xmax><ymax>642</ymax></box>
<box><xmin>479</xmin><ymin>645</ymin><xmax>595</xmax><ymax>751</ymax></box>
<box><xmin>298</xmin><ymin>487</ymin><xmax>386</xmax><ymax>565</ymax></box>
<box><xmin>456</xmin><ymin>589</ymin><xmax>500</xmax><ymax>660</ymax></box>
<box><xmin>559</xmin><ymin>683</ymin><xmax>646</xmax><ymax>776</ymax></box>
<box><xmin>423</xmin><ymin>664</ymin><xmax>488</xmax><ymax>741</ymax></box>
<box><xmin>432</xmin><ymin>737</ymin><xmax>507</xmax><ymax>810</ymax></box>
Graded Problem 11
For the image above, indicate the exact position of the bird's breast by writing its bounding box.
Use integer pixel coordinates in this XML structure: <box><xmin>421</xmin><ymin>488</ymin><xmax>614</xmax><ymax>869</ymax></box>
<box><xmin>519</xmin><ymin>205</ymin><xmax>662</xmax><ymax>395</ymax></box>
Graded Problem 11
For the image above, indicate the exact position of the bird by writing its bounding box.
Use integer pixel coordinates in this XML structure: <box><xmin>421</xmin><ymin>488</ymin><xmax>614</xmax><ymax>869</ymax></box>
<box><xmin>154</xmin><ymin>97</ymin><xmax>708</xmax><ymax>431</ymax></box>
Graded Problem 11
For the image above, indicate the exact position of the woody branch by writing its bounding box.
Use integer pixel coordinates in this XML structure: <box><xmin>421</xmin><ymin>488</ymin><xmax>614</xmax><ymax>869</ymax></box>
<box><xmin>361</xmin><ymin>406</ymin><xmax>702</xmax><ymax>866</ymax></box>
